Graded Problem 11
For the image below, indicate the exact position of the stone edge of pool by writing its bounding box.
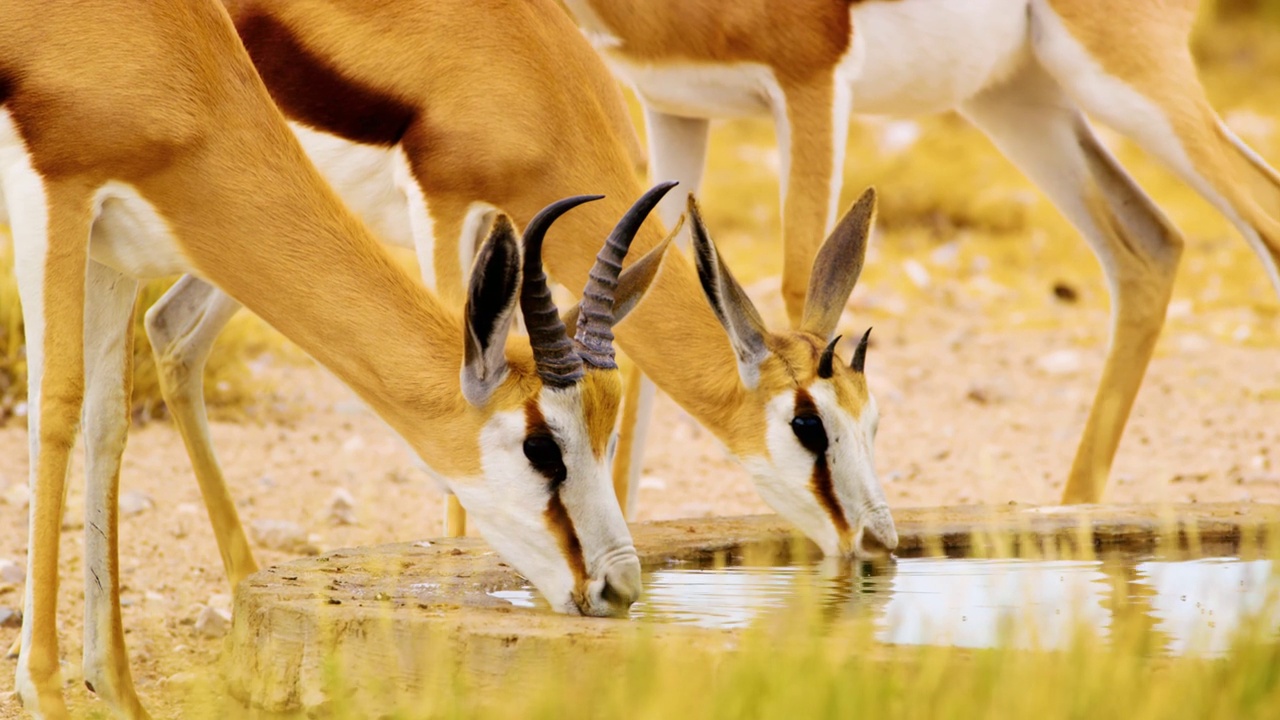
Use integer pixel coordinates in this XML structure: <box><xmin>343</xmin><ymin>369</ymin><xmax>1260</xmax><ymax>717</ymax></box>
<box><xmin>225</xmin><ymin>503</ymin><xmax>1280</xmax><ymax>713</ymax></box>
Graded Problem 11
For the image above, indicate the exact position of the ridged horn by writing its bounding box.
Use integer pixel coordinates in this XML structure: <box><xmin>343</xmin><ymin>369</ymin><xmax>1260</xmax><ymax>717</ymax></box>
<box><xmin>574</xmin><ymin>181</ymin><xmax>678</xmax><ymax>368</ymax></box>
<box><xmin>817</xmin><ymin>335</ymin><xmax>842</xmax><ymax>380</ymax></box>
<box><xmin>520</xmin><ymin>195</ymin><xmax>603</xmax><ymax>387</ymax></box>
<box><xmin>852</xmin><ymin>327</ymin><xmax>872</xmax><ymax>374</ymax></box>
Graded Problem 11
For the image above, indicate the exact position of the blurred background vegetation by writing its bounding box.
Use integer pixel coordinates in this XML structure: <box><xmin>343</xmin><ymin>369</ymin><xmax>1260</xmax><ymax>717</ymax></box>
<box><xmin>0</xmin><ymin>2</ymin><xmax>1277</xmax><ymax>425</ymax></box>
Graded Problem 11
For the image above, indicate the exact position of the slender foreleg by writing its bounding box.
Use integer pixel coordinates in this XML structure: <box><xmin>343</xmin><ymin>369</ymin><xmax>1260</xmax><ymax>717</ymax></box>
<box><xmin>9</xmin><ymin>162</ymin><xmax>95</xmax><ymax>719</ymax></box>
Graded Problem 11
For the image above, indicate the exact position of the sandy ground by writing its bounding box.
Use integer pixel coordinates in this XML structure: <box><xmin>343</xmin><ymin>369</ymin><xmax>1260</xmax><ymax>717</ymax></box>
<box><xmin>1</xmin><ymin>21</ymin><xmax>1278</xmax><ymax>715</ymax></box>
<box><xmin>0</xmin><ymin>277</ymin><xmax>1277</xmax><ymax>716</ymax></box>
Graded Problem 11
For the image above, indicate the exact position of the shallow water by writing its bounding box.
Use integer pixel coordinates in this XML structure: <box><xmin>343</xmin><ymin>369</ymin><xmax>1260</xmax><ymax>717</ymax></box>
<box><xmin>491</xmin><ymin>554</ymin><xmax>1280</xmax><ymax>656</ymax></box>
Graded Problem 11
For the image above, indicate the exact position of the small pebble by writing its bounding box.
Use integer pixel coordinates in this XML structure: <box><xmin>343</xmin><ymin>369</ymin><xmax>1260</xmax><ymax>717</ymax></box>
<box><xmin>2</xmin><ymin>484</ymin><xmax>28</xmax><ymax>509</ymax></box>
<box><xmin>1035</xmin><ymin>349</ymin><xmax>1083</xmax><ymax>377</ymax></box>
<box><xmin>324</xmin><ymin>488</ymin><xmax>358</xmax><ymax>526</ymax></box>
<box><xmin>119</xmin><ymin>490</ymin><xmax>154</xmax><ymax>517</ymax></box>
<box><xmin>193</xmin><ymin>605</ymin><xmax>231</xmax><ymax>638</ymax></box>
<box><xmin>0</xmin><ymin>559</ymin><xmax>24</xmax><ymax>585</ymax></box>
<box><xmin>250</xmin><ymin>519</ymin><xmax>321</xmax><ymax>555</ymax></box>
<box><xmin>0</xmin><ymin>607</ymin><xmax>21</xmax><ymax>628</ymax></box>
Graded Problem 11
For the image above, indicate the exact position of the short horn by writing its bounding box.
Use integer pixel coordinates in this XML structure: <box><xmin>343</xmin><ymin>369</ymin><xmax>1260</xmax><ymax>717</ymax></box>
<box><xmin>818</xmin><ymin>335</ymin><xmax>842</xmax><ymax>380</ymax></box>
<box><xmin>574</xmin><ymin>181</ymin><xmax>678</xmax><ymax>368</ymax></box>
<box><xmin>851</xmin><ymin>327</ymin><xmax>872</xmax><ymax>373</ymax></box>
<box><xmin>521</xmin><ymin>195</ymin><xmax>603</xmax><ymax>387</ymax></box>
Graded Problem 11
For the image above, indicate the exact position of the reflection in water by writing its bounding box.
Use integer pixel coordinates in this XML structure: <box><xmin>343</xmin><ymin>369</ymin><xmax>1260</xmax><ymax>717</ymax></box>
<box><xmin>878</xmin><ymin>558</ymin><xmax>1111</xmax><ymax>649</ymax></box>
<box><xmin>1136</xmin><ymin>558</ymin><xmax>1279</xmax><ymax>655</ymax></box>
<box><xmin>488</xmin><ymin>554</ymin><xmax>1280</xmax><ymax>655</ymax></box>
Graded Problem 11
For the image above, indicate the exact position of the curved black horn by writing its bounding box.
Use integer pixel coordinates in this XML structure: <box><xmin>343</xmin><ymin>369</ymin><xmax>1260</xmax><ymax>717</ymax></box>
<box><xmin>574</xmin><ymin>181</ymin><xmax>678</xmax><ymax>368</ymax></box>
<box><xmin>817</xmin><ymin>335</ymin><xmax>842</xmax><ymax>380</ymax></box>
<box><xmin>851</xmin><ymin>328</ymin><xmax>872</xmax><ymax>374</ymax></box>
<box><xmin>520</xmin><ymin>195</ymin><xmax>603</xmax><ymax>387</ymax></box>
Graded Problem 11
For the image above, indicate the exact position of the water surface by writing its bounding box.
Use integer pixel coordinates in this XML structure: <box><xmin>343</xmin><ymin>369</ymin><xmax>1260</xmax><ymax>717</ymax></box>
<box><xmin>491</xmin><ymin>553</ymin><xmax>1280</xmax><ymax>656</ymax></box>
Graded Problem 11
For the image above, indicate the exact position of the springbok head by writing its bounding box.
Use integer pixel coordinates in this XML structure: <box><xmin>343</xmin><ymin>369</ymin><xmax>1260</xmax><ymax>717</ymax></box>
<box><xmin>450</xmin><ymin>185</ymin><xmax>675</xmax><ymax>617</ymax></box>
<box><xmin>690</xmin><ymin>188</ymin><xmax>897</xmax><ymax>559</ymax></box>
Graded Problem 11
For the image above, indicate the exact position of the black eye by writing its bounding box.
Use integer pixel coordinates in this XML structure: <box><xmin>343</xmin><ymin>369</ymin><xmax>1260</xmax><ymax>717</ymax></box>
<box><xmin>523</xmin><ymin>434</ymin><xmax>567</xmax><ymax>488</ymax></box>
<box><xmin>790</xmin><ymin>414</ymin><xmax>828</xmax><ymax>455</ymax></box>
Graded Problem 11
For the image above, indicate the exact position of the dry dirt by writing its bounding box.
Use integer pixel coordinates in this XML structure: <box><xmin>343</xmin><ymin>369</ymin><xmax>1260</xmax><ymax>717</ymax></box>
<box><xmin>0</xmin><ymin>279</ymin><xmax>1277</xmax><ymax>716</ymax></box>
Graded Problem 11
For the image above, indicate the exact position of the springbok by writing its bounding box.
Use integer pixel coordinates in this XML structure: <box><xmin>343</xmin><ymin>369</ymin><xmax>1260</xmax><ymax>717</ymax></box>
<box><xmin>144</xmin><ymin>0</ymin><xmax>897</xmax><ymax>571</ymax></box>
<box><xmin>560</xmin><ymin>0</ymin><xmax>1280</xmax><ymax>503</ymax></box>
<box><xmin>0</xmin><ymin>0</ymin><xmax>662</xmax><ymax>715</ymax></box>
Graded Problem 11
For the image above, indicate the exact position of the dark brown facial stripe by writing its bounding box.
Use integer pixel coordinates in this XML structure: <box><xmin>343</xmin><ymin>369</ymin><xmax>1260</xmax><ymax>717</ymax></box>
<box><xmin>794</xmin><ymin>387</ymin><xmax>819</xmax><ymax>417</ymax></box>
<box><xmin>524</xmin><ymin>400</ymin><xmax>548</xmax><ymax>435</ymax></box>
<box><xmin>795</xmin><ymin>389</ymin><xmax>849</xmax><ymax>536</ymax></box>
<box><xmin>544</xmin><ymin>491</ymin><xmax>589</xmax><ymax>586</ymax></box>
<box><xmin>235</xmin><ymin>11</ymin><xmax>415</xmax><ymax>147</ymax></box>
<box><xmin>527</xmin><ymin>401</ymin><xmax>586</xmax><ymax>583</ymax></box>
<box><xmin>811</xmin><ymin>457</ymin><xmax>850</xmax><ymax>537</ymax></box>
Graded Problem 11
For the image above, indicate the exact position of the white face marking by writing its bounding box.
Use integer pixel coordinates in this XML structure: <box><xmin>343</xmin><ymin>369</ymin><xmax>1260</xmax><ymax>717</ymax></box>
<box><xmin>742</xmin><ymin>384</ymin><xmax>890</xmax><ymax>558</ymax></box>
<box><xmin>450</xmin><ymin>386</ymin><xmax>638</xmax><ymax>617</ymax></box>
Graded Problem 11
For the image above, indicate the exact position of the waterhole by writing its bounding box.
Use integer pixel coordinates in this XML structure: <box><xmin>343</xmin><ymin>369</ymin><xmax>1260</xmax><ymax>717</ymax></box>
<box><xmin>491</xmin><ymin>552</ymin><xmax>1280</xmax><ymax>656</ymax></box>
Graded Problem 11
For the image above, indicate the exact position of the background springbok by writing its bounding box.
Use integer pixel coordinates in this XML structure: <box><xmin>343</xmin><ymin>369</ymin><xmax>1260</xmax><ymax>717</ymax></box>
<box><xmin>560</xmin><ymin>0</ymin><xmax>1280</xmax><ymax>503</ymax></box>
<box><xmin>145</xmin><ymin>0</ymin><xmax>899</xmax><ymax>576</ymax></box>
<box><xmin>0</xmin><ymin>0</ymin><xmax>659</xmax><ymax>715</ymax></box>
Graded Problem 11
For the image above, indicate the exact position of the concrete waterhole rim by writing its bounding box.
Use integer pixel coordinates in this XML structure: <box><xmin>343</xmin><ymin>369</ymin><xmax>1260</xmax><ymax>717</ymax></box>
<box><xmin>226</xmin><ymin>503</ymin><xmax>1280</xmax><ymax>714</ymax></box>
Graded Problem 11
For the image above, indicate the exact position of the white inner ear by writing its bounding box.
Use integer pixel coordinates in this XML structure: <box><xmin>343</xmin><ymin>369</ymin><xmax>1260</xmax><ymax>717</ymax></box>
<box><xmin>460</xmin><ymin>289</ymin><xmax>517</xmax><ymax>407</ymax></box>
<box><xmin>733</xmin><ymin>342</ymin><xmax>766</xmax><ymax>390</ymax></box>
<box><xmin>714</xmin><ymin>272</ymin><xmax>768</xmax><ymax>391</ymax></box>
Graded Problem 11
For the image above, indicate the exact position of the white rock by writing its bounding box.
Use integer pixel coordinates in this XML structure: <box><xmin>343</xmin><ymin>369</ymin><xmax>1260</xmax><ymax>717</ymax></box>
<box><xmin>0</xmin><ymin>559</ymin><xmax>24</xmax><ymax>585</ymax></box>
<box><xmin>3</xmin><ymin>483</ymin><xmax>29</xmax><ymax>509</ymax></box>
<box><xmin>206</xmin><ymin>593</ymin><xmax>233</xmax><ymax>615</ymax></box>
<box><xmin>1177</xmin><ymin>334</ymin><xmax>1212</xmax><ymax>354</ymax></box>
<box><xmin>1167</xmin><ymin>299</ymin><xmax>1194</xmax><ymax>320</ymax></box>
<box><xmin>1035</xmin><ymin>349</ymin><xmax>1083</xmax><ymax>377</ymax></box>
<box><xmin>638</xmin><ymin>475</ymin><xmax>667</xmax><ymax>492</ymax></box>
<box><xmin>902</xmin><ymin>259</ymin><xmax>931</xmax><ymax>289</ymax></box>
<box><xmin>250</xmin><ymin>519</ymin><xmax>320</xmax><ymax>555</ymax></box>
<box><xmin>193</xmin><ymin>605</ymin><xmax>231</xmax><ymax>638</ymax></box>
<box><xmin>341</xmin><ymin>435</ymin><xmax>366</xmax><ymax>454</ymax></box>
<box><xmin>177</xmin><ymin>502</ymin><xmax>201</xmax><ymax>515</ymax></box>
<box><xmin>119</xmin><ymin>490</ymin><xmax>154</xmax><ymax>517</ymax></box>
<box><xmin>324</xmin><ymin>487</ymin><xmax>358</xmax><ymax>526</ymax></box>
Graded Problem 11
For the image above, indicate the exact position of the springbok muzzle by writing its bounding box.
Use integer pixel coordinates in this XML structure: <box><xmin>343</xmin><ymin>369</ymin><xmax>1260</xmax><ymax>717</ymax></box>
<box><xmin>852</xmin><ymin>505</ymin><xmax>898</xmax><ymax>558</ymax></box>
<box><xmin>580</xmin><ymin>546</ymin><xmax>642</xmax><ymax>617</ymax></box>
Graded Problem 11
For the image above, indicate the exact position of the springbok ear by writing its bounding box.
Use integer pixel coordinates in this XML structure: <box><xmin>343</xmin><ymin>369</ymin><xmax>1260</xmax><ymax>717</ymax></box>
<box><xmin>687</xmin><ymin>194</ymin><xmax>770</xmax><ymax>389</ymax></box>
<box><xmin>461</xmin><ymin>214</ymin><xmax>522</xmax><ymax>407</ymax></box>
<box><xmin>799</xmin><ymin>187</ymin><xmax>877</xmax><ymax>339</ymax></box>
<box><xmin>560</xmin><ymin>215</ymin><xmax>681</xmax><ymax>331</ymax></box>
